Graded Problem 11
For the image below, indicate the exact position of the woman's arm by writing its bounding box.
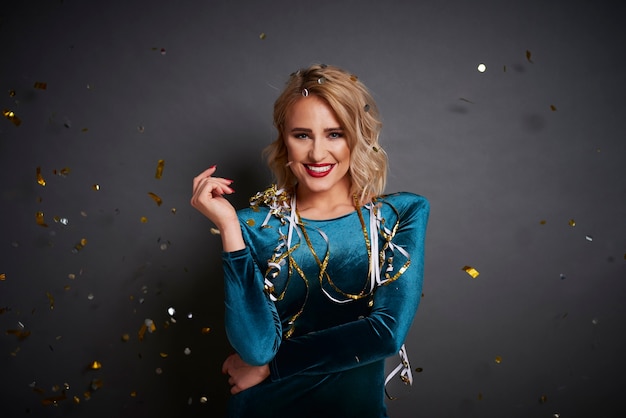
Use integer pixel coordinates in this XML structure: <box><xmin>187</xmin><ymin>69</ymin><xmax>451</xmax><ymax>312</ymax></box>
<box><xmin>269</xmin><ymin>196</ymin><xmax>429</xmax><ymax>381</ymax></box>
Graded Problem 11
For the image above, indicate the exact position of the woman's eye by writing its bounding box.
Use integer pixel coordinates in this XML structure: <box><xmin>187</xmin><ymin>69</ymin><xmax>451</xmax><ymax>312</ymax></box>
<box><xmin>295</xmin><ymin>133</ymin><xmax>309</xmax><ymax>139</ymax></box>
<box><xmin>329</xmin><ymin>132</ymin><xmax>343</xmax><ymax>139</ymax></box>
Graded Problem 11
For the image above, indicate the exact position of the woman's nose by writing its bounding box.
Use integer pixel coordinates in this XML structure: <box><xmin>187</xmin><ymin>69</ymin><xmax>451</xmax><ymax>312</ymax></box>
<box><xmin>308</xmin><ymin>139</ymin><xmax>327</xmax><ymax>161</ymax></box>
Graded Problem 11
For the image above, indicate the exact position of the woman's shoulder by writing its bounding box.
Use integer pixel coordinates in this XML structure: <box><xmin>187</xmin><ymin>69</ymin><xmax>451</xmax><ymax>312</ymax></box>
<box><xmin>376</xmin><ymin>191</ymin><xmax>429</xmax><ymax>210</ymax></box>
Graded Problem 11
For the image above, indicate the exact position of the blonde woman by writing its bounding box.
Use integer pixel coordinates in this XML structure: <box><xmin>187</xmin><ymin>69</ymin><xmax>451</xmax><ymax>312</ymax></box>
<box><xmin>191</xmin><ymin>64</ymin><xmax>429</xmax><ymax>417</ymax></box>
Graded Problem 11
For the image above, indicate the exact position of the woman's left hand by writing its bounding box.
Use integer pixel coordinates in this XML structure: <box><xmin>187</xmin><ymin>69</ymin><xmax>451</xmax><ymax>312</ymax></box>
<box><xmin>222</xmin><ymin>353</ymin><xmax>270</xmax><ymax>394</ymax></box>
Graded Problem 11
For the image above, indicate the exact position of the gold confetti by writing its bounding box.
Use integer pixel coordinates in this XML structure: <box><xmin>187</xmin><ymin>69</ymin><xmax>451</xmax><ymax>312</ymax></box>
<box><xmin>414</xmin><ymin>367</ymin><xmax>423</xmax><ymax>373</ymax></box>
<box><xmin>121</xmin><ymin>333</ymin><xmax>130</xmax><ymax>342</ymax></box>
<box><xmin>462</xmin><ymin>265</ymin><xmax>479</xmax><ymax>278</ymax></box>
<box><xmin>33</xmin><ymin>82</ymin><xmax>47</xmax><ymax>90</ymax></box>
<box><xmin>35</xmin><ymin>211</ymin><xmax>48</xmax><ymax>228</ymax></box>
<box><xmin>350</xmin><ymin>75</ymin><xmax>358</xmax><ymax>82</ymax></box>
<box><xmin>246</xmin><ymin>219</ymin><xmax>255</xmax><ymax>226</ymax></box>
<box><xmin>91</xmin><ymin>378</ymin><xmax>103</xmax><ymax>390</ymax></box>
<box><xmin>210</xmin><ymin>227</ymin><xmax>220</xmax><ymax>235</ymax></box>
<box><xmin>46</xmin><ymin>292</ymin><xmax>55</xmax><ymax>309</ymax></box>
<box><xmin>36</xmin><ymin>166</ymin><xmax>46</xmax><ymax>186</ymax></box>
<box><xmin>539</xmin><ymin>220</ymin><xmax>547</xmax><ymax>225</ymax></box>
<box><xmin>259</xmin><ymin>32</ymin><xmax>266</xmax><ymax>40</ymax></box>
<box><xmin>155</xmin><ymin>159</ymin><xmax>165</xmax><ymax>179</ymax></box>
<box><xmin>81</xmin><ymin>128</ymin><xmax>88</xmax><ymax>132</ymax></box>
<box><xmin>84</xmin><ymin>391</ymin><xmax>91</xmax><ymax>401</ymax></box>
<box><xmin>138</xmin><ymin>323</ymin><xmax>147</xmax><ymax>341</ymax></box>
<box><xmin>53</xmin><ymin>167</ymin><xmax>70</xmax><ymax>176</ymax></box>
<box><xmin>201</xmin><ymin>327</ymin><xmax>211</xmax><ymax>334</ymax></box>
<box><xmin>0</xmin><ymin>273</ymin><xmax>5</xmax><ymax>281</ymax></box>
<box><xmin>538</xmin><ymin>394</ymin><xmax>548</xmax><ymax>404</ymax></box>
<box><xmin>73</xmin><ymin>238</ymin><xmax>87</xmax><ymax>252</ymax></box>
<box><xmin>171</xmin><ymin>207</ymin><xmax>177</xmax><ymax>214</ymax></box>
<box><xmin>64</xmin><ymin>285</ymin><xmax>71</xmax><ymax>290</ymax></box>
<box><xmin>89</xmin><ymin>360</ymin><xmax>102</xmax><ymax>370</ymax></box>
<box><xmin>130</xmin><ymin>391</ymin><xmax>137</xmax><ymax>397</ymax></box>
<box><xmin>140</xmin><ymin>216</ymin><xmax>148</xmax><ymax>223</ymax></box>
<box><xmin>92</xmin><ymin>184</ymin><xmax>100</xmax><ymax>191</ymax></box>
<box><xmin>568</xmin><ymin>219</ymin><xmax>576</xmax><ymax>227</ymax></box>
<box><xmin>550</xmin><ymin>104</ymin><xmax>557</xmax><ymax>111</ymax></box>
<box><xmin>6</xmin><ymin>329</ymin><xmax>31</xmax><ymax>340</ymax></box>
<box><xmin>41</xmin><ymin>393</ymin><xmax>67</xmax><ymax>406</ymax></box>
<box><xmin>494</xmin><ymin>355</ymin><xmax>502</xmax><ymax>364</ymax></box>
<box><xmin>148</xmin><ymin>192</ymin><xmax>163</xmax><ymax>206</ymax></box>
<box><xmin>8</xmin><ymin>89</ymin><xmax>16</xmax><ymax>97</ymax></box>
<box><xmin>526</xmin><ymin>49</ymin><xmax>533</xmax><ymax>63</ymax></box>
<box><xmin>3</xmin><ymin>109</ymin><xmax>21</xmax><ymax>126</ymax></box>
<box><xmin>73</xmin><ymin>396</ymin><xmax>80</xmax><ymax>404</ymax></box>
<box><xmin>159</xmin><ymin>352</ymin><xmax>168</xmax><ymax>358</ymax></box>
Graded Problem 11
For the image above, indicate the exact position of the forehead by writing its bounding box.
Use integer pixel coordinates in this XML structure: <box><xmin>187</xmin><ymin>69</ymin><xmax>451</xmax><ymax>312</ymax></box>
<box><xmin>285</xmin><ymin>96</ymin><xmax>341</xmax><ymax>127</ymax></box>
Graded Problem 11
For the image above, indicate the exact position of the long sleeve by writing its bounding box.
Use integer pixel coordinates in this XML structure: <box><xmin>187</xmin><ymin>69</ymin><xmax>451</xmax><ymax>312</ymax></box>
<box><xmin>222</xmin><ymin>244</ymin><xmax>282</xmax><ymax>366</ymax></box>
<box><xmin>269</xmin><ymin>195</ymin><xmax>429</xmax><ymax>381</ymax></box>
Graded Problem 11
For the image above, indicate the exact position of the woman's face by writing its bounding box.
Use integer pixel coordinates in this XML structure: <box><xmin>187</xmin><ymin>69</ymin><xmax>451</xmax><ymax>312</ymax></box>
<box><xmin>284</xmin><ymin>95</ymin><xmax>351</xmax><ymax>199</ymax></box>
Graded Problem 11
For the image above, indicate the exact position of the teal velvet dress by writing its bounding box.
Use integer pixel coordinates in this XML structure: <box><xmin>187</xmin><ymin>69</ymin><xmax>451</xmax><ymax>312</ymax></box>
<box><xmin>222</xmin><ymin>186</ymin><xmax>429</xmax><ymax>418</ymax></box>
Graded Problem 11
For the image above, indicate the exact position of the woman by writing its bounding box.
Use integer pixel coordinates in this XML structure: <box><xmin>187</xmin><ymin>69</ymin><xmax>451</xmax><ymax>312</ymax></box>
<box><xmin>191</xmin><ymin>64</ymin><xmax>429</xmax><ymax>417</ymax></box>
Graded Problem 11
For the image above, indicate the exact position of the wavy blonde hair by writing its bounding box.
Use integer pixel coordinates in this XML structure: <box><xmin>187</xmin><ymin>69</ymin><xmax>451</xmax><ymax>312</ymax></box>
<box><xmin>264</xmin><ymin>64</ymin><xmax>388</xmax><ymax>203</ymax></box>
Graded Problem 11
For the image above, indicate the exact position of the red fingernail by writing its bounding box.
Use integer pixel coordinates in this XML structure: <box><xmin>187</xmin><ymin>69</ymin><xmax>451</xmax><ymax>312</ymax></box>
<box><xmin>210</xmin><ymin>165</ymin><xmax>216</xmax><ymax>169</ymax></box>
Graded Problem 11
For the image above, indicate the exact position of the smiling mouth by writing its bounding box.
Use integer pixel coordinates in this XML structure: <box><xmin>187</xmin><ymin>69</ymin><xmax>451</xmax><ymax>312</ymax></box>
<box><xmin>304</xmin><ymin>164</ymin><xmax>334</xmax><ymax>177</ymax></box>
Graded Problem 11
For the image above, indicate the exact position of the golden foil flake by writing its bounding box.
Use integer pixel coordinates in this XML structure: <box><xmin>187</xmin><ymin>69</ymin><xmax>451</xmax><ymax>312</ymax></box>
<box><xmin>121</xmin><ymin>333</ymin><xmax>130</xmax><ymax>342</ymax></box>
<box><xmin>494</xmin><ymin>355</ymin><xmax>502</xmax><ymax>364</ymax></box>
<box><xmin>6</xmin><ymin>329</ymin><xmax>31</xmax><ymax>340</ymax></box>
<box><xmin>130</xmin><ymin>391</ymin><xmax>137</xmax><ymax>397</ymax></box>
<box><xmin>246</xmin><ymin>219</ymin><xmax>255</xmax><ymax>226</ymax></box>
<box><xmin>41</xmin><ymin>393</ymin><xmax>67</xmax><ymax>406</ymax></box>
<box><xmin>89</xmin><ymin>360</ymin><xmax>102</xmax><ymax>370</ymax></box>
<box><xmin>73</xmin><ymin>238</ymin><xmax>87</xmax><ymax>253</ymax></box>
<box><xmin>46</xmin><ymin>291</ymin><xmax>55</xmax><ymax>309</ymax></box>
<box><xmin>170</xmin><ymin>207</ymin><xmax>177</xmax><ymax>214</ymax></box>
<box><xmin>200</xmin><ymin>396</ymin><xmax>208</xmax><ymax>403</ymax></box>
<box><xmin>414</xmin><ymin>367</ymin><xmax>423</xmax><ymax>373</ymax></box>
<box><xmin>568</xmin><ymin>219</ymin><xmax>576</xmax><ymax>227</ymax></box>
<box><xmin>201</xmin><ymin>327</ymin><xmax>211</xmax><ymax>334</ymax></box>
<box><xmin>259</xmin><ymin>32</ymin><xmax>266</xmax><ymax>40</ymax></box>
<box><xmin>350</xmin><ymin>75</ymin><xmax>358</xmax><ymax>82</ymax></box>
<box><xmin>526</xmin><ymin>49</ymin><xmax>533</xmax><ymax>63</ymax></box>
<box><xmin>148</xmin><ymin>192</ymin><xmax>163</xmax><ymax>206</ymax></box>
<box><xmin>539</xmin><ymin>219</ymin><xmax>547</xmax><ymax>225</ymax></box>
<box><xmin>0</xmin><ymin>273</ymin><xmax>5</xmax><ymax>281</ymax></box>
<box><xmin>210</xmin><ymin>227</ymin><xmax>220</xmax><ymax>235</ymax></box>
<box><xmin>462</xmin><ymin>265</ymin><xmax>480</xmax><ymax>278</ymax></box>
<box><xmin>3</xmin><ymin>109</ymin><xmax>21</xmax><ymax>126</ymax></box>
<box><xmin>36</xmin><ymin>166</ymin><xmax>46</xmax><ymax>186</ymax></box>
<box><xmin>9</xmin><ymin>89</ymin><xmax>16</xmax><ymax>97</ymax></box>
<box><xmin>140</xmin><ymin>216</ymin><xmax>148</xmax><ymax>223</ymax></box>
<box><xmin>91</xmin><ymin>378</ymin><xmax>103</xmax><ymax>390</ymax></box>
<box><xmin>33</xmin><ymin>82</ymin><xmax>48</xmax><ymax>90</ymax></box>
<box><xmin>159</xmin><ymin>352</ymin><xmax>168</xmax><ymax>358</ymax></box>
<box><xmin>73</xmin><ymin>395</ymin><xmax>80</xmax><ymax>404</ymax></box>
<box><xmin>155</xmin><ymin>159</ymin><xmax>165</xmax><ymax>179</ymax></box>
<box><xmin>538</xmin><ymin>394</ymin><xmax>548</xmax><ymax>404</ymax></box>
<box><xmin>64</xmin><ymin>285</ymin><xmax>71</xmax><ymax>290</ymax></box>
<box><xmin>92</xmin><ymin>184</ymin><xmax>100</xmax><ymax>191</ymax></box>
<box><xmin>550</xmin><ymin>104</ymin><xmax>557</xmax><ymax>111</ymax></box>
<box><xmin>83</xmin><ymin>391</ymin><xmax>91</xmax><ymax>400</ymax></box>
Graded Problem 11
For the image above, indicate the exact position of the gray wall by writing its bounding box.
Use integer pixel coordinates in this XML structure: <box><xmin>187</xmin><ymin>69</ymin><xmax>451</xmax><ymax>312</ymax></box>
<box><xmin>1</xmin><ymin>0</ymin><xmax>625</xmax><ymax>417</ymax></box>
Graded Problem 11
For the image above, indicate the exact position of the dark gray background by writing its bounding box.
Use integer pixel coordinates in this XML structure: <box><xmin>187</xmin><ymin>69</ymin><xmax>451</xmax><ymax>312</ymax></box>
<box><xmin>1</xmin><ymin>0</ymin><xmax>625</xmax><ymax>417</ymax></box>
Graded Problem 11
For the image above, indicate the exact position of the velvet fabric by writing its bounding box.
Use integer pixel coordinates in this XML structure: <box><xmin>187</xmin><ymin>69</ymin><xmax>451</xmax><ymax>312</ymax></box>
<box><xmin>222</xmin><ymin>191</ymin><xmax>429</xmax><ymax>417</ymax></box>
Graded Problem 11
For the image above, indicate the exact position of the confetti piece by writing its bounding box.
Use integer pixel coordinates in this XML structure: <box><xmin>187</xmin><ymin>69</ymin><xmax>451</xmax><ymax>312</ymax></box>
<box><xmin>459</xmin><ymin>97</ymin><xmax>475</xmax><ymax>104</ymax></box>
<box><xmin>155</xmin><ymin>159</ymin><xmax>165</xmax><ymax>179</ymax></box>
<box><xmin>81</xmin><ymin>128</ymin><xmax>88</xmax><ymax>132</ymax></box>
<box><xmin>9</xmin><ymin>89</ymin><xmax>16</xmax><ymax>97</ymax></box>
<box><xmin>89</xmin><ymin>360</ymin><xmax>102</xmax><ymax>370</ymax></box>
<box><xmin>414</xmin><ymin>367</ymin><xmax>423</xmax><ymax>373</ymax></box>
<box><xmin>0</xmin><ymin>273</ymin><xmax>5</xmax><ymax>281</ymax></box>
<box><xmin>36</xmin><ymin>167</ymin><xmax>46</xmax><ymax>186</ymax></box>
<box><xmin>259</xmin><ymin>32</ymin><xmax>266</xmax><ymax>40</ymax></box>
<box><xmin>187</xmin><ymin>312</ymin><xmax>193</xmax><ymax>319</ymax></box>
<box><xmin>494</xmin><ymin>355</ymin><xmax>502</xmax><ymax>364</ymax></box>
<box><xmin>591</xmin><ymin>318</ymin><xmax>599</xmax><ymax>325</ymax></box>
<box><xmin>585</xmin><ymin>235</ymin><xmax>593</xmax><ymax>242</ymax></box>
<box><xmin>477</xmin><ymin>63</ymin><xmax>486</xmax><ymax>72</ymax></box>
<box><xmin>3</xmin><ymin>109</ymin><xmax>21</xmax><ymax>126</ymax></box>
<box><xmin>526</xmin><ymin>50</ymin><xmax>533</xmax><ymax>63</ymax></box>
<box><xmin>538</xmin><ymin>394</ymin><xmax>547</xmax><ymax>404</ymax></box>
<box><xmin>156</xmin><ymin>367</ymin><xmax>163</xmax><ymax>374</ymax></box>
<box><xmin>550</xmin><ymin>105</ymin><xmax>557</xmax><ymax>111</ymax></box>
<box><xmin>148</xmin><ymin>192</ymin><xmax>163</xmax><ymax>206</ymax></box>
<box><xmin>91</xmin><ymin>378</ymin><xmax>103</xmax><ymax>390</ymax></box>
<box><xmin>87</xmin><ymin>293</ymin><xmax>94</xmax><ymax>300</ymax></box>
<box><xmin>462</xmin><ymin>265</ymin><xmax>479</xmax><ymax>278</ymax></box>
<box><xmin>33</xmin><ymin>82</ymin><xmax>47</xmax><ymax>90</ymax></box>
<box><xmin>184</xmin><ymin>347</ymin><xmax>191</xmax><ymax>355</ymax></box>
<box><xmin>46</xmin><ymin>292</ymin><xmax>55</xmax><ymax>309</ymax></box>
<box><xmin>137</xmin><ymin>125</ymin><xmax>145</xmax><ymax>133</ymax></box>
<box><xmin>168</xmin><ymin>307</ymin><xmax>176</xmax><ymax>316</ymax></box>
<box><xmin>73</xmin><ymin>396</ymin><xmax>80</xmax><ymax>404</ymax></box>
<box><xmin>210</xmin><ymin>227</ymin><xmax>220</xmax><ymax>235</ymax></box>
<box><xmin>53</xmin><ymin>167</ymin><xmax>71</xmax><ymax>176</ymax></box>
<box><xmin>246</xmin><ymin>219</ymin><xmax>255</xmax><ymax>226</ymax></box>
<box><xmin>41</xmin><ymin>393</ymin><xmax>67</xmax><ymax>406</ymax></box>
<box><xmin>201</xmin><ymin>327</ymin><xmax>211</xmax><ymax>334</ymax></box>
<box><xmin>560</xmin><ymin>273</ymin><xmax>566</xmax><ymax>280</ymax></box>
<box><xmin>92</xmin><ymin>184</ymin><xmax>100</xmax><ymax>191</ymax></box>
<box><xmin>73</xmin><ymin>238</ymin><xmax>87</xmax><ymax>253</ymax></box>
<box><xmin>200</xmin><ymin>396</ymin><xmax>208</xmax><ymax>403</ymax></box>
<box><xmin>372</xmin><ymin>146</ymin><xmax>379</xmax><ymax>152</ymax></box>
<box><xmin>140</xmin><ymin>216</ymin><xmax>148</xmax><ymax>223</ymax></box>
<box><xmin>6</xmin><ymin>329</ymin><xmax>31</xmax><ymax>340</ymax></box>
<box><xmin>171</xmin><ymin>208</ymin><xmax>177</xmax><ymax>214</ymax></box>
<box><xmin>36</xmin><ymin>211</ymin><xmax>48</xmax><ymax>227</ymax></box>
<box><xmin>539</xmin><ymin>219</ymin><xmax>547</xmax><ymax>225</ymax></box>
<box><xmin>146</xmin><ymin>318</ymin><xmax>156</xmax><ymax>332</ymax></box>
<box><xmin>503</xmin><ymin>65</ymin><xmax>507</xmax><ymax>72</ymax></box>
<box><xmin>350</xmin><ymin>75</ymin><xmax>358</xmax><ymax>82</ymax></box>
<box><xmin>159</xmin><ymin>352</ymin><xmax>168</xmax><ymax>358</ymax></box>
<box><xmin>160</xmin><ymin>48</ymin><xmax>166</xmax><ymax>55</ymax></box>
<box><xmin>568</xmin><ymin>219</ymin><xmax>576</xmax><ymax>227</ymax></box>
<box><xmin>130</xmin><ymin>391</ymin><xmax>137</xmax><ymax>397</ymax></box>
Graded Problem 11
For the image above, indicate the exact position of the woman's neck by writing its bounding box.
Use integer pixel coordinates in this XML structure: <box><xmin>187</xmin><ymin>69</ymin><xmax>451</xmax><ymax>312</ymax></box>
<box><xmin>294</xmin><ymin>186</ymin><xmax>355</xmax><ymax>220</ymax></box>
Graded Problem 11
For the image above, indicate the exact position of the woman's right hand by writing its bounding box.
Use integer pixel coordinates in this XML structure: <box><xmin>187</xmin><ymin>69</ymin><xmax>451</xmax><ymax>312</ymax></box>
<box><xmin>190</xmin><ymin>166</ymin><xmax>237</xmax><ymax>229</ymax></box>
